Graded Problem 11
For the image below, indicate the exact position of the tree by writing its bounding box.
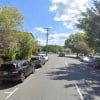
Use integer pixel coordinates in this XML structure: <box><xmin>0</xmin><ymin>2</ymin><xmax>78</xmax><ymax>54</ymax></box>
<box><xmin>76</xmin><ymin>0</ymin><xmax>100</xmax><ymax>51</ymax></box>
<box><xmin>0</xmin><ymin>6</ymin><xmax>23</xmax><ymax>56</ymax></box>
<box><xmin>16</xmin><ymin>32</ymin><xmax>35</xmax><ymax>59</ymax></box>
<box><xmin>74</xmin><ymin>42</ymin><xmax>90</xmax><ymax>56</ymax></box>
<box><xmin>0</xmin><ymin>6</ymin><xmax>23</xmax><ymax>30</ymax></box>
<box><xmin>64</xmin><ymin>32</ymin><xmax>89</xmax><ymax>57</ymax></box>
<box><xmin>32</xmin><ymin>40</ymin><xmax>39</xmax><ymax>55</ymax></box>
<box><xmin>0</xmin><ymin>6</ymin><xmax>39</xmax><ymax>60</ymax></box>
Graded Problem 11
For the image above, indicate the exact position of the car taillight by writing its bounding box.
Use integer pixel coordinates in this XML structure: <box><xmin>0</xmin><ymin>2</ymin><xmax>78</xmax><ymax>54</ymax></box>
<box><xmin>12</xmin><ymin>68</ymin><xmax>20</xmax><ymax>74</ymax></box>
<box><xmin>38</xmin><ymin>60</ymin><xmax>41</xmax><ymax>63</ymax></box>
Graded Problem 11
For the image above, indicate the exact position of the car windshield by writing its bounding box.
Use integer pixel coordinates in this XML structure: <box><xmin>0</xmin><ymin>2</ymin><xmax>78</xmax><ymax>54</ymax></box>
<box><xmin>31</xmin><ymin>57</ymin><xmax>38</xmax><ymax>60</ymax></box>
<box><xmin>39</xmin><ymin>52</ymin><xmax>46</xmax><ymax>54</ymax></box>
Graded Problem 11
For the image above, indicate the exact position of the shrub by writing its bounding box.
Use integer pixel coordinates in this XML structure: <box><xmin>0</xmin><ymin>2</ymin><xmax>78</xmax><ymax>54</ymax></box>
<box><xmin>0</xmin><ymin>58</ymin><xmax>3</xmax><ymax>65</ymax></box>
<box><xmin>4</xmin><ymin>49</ymin><xmax>16</xmax><ymax>61</ymax></box>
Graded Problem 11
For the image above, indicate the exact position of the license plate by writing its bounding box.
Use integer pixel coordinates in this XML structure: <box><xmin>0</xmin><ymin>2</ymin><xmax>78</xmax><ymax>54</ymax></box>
<box><xmin>3</xmin><ymin>71</ymin><xmax>8</xmax><ymax>75</ymax></box>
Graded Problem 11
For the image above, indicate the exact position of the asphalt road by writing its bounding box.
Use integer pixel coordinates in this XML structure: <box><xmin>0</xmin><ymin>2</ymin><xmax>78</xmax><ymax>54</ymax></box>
<box><xmin>0</xmin><ymin>54</ymin><xmax>100</xmax><ymax>100</ymax></box>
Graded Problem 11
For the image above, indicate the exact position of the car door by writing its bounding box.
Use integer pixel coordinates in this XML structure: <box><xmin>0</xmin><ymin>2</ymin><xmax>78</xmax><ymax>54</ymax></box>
<box><xmin>22</xmin><ymin>61</ymin><xmax>30</xmax><ymax>76</ymax></box>
<box><xmin>26</xmin><ymin>61</ymin><xmax>33</xmax><ymax>74</ymax></box>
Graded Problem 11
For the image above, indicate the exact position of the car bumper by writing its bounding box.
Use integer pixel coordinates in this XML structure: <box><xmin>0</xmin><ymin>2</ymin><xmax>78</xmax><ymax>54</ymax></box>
<box><xmin>0</xmin><ymin>75</ymin><xmax>21</xmax><ymax>81</ymax></box>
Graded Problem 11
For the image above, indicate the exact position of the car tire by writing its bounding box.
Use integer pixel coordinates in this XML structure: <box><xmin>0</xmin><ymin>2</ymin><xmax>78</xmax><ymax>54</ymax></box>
<box><xmin>20</xmin><ymin>73</ymin><xmax>25</xmax><ymax>83</ymax></box>
<box><xmin>39</xmin><ymin>65</ymin><xmax>42</xmax><ymax>68</ymax></box>
<box><xmin>43</xmin><ymin>62</ymin><xmax>45</xmax><ymax>65</ymax></box>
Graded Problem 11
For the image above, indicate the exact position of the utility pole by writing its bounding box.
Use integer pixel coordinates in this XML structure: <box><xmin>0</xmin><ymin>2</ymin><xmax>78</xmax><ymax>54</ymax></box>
<box><xmin>45</xmin><ymin>28</ymin><xmax>50</xmax><ymax>56</ymax></box>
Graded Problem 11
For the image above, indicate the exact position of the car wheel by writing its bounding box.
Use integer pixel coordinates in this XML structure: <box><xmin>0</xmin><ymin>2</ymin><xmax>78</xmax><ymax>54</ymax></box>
<box><xmin>39</xmin><ymin>65</ymin><xmax>42</xmax><ymax>68</ymax></box>
<box><xmin>43</xmin><ymin>61</ymin><xmax>45</xmax><ymax>65</ymax></box>
<box><xmin>20</xmin><ymin>73</ymin><xmax>25</xmax><ymax>83</ymax></box>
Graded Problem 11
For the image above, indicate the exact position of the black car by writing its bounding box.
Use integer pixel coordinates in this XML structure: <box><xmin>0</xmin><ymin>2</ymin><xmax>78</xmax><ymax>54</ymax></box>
<box><xmin>0</xmin><ymin>60</ymin><xmax>35</xmax><ymax>83</ymax></box>
<box><xmin>58</xmin><ymin>52</ymin><xmax>65</xmax><ymax>57</ymax></box>
<box><xmin>30</xmin><ymin>56</ymin><xmax>45</xmax><ymax>68</ymax></box>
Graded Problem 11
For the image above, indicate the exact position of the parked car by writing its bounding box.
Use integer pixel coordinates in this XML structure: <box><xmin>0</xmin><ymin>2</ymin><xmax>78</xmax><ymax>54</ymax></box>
<box><xmin>40</xmin><ymin>55</ymin><xmax>48</xmax><ymax>61</ymax></box>
<box><xmin>38</xmin><ymin>52</ymin><xmax>46</xmax><ymax>56</ymax></box>
<box><xmin>0</xmin><ymin>60</ymin><xmax>35</xmax><ymax>83</ymax></box>
<box><xmin>58</xmin><ymin>52</ymin><xmax>65</xmax><ymax>57</ymax></box>
<box><xmin>38</xmin><ymin>52</ymin><xmax>49</xmax><ymax>61</ymax></box>
<box><xmin>79</xmin><ymin>56</ymin><xmax>90</xmax><ymax>62</ymax></box>
<box><xmin>93</xmin><ymin>53</ymin><xmax>100</xmax><ymax>57</ymax></box>
<box><xmin>30</xmin><ymin>56</ymin><xmax>45</xmax><ymax>68</ymax></box>
<box><xmin>88</xmin><ymin>59</ymin><xmax>96</xmax><ymax>67</ymax></box>
<box><xmin>88</xmin><ymin>58</ymin><xmax>100</xmax><ymax>68</ymax></box>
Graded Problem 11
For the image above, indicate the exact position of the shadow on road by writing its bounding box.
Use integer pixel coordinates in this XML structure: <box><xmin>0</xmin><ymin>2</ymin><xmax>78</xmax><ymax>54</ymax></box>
<box><xmin>0</xmin><ymin>81</ymin><xmax>19</xmax><ymax>90</ymax></box>
<box><xmin>46</xmin><ymin>63</ymin><xmax>100</xmax><ymax>100</ymax></box>
<box><xmin>64</xmin><ymin>55</ymin><xmax>78</xmax><ymax>59</ymax></box>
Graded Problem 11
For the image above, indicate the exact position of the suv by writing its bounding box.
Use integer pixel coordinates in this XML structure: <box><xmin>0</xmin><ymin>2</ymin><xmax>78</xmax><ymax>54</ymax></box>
<box><xmin>30</xmin><ymin>56</ymin><xmax>45</xmax><ymax>68</ymax></box>
<box><xmin>0</xmin><ymin>60</ymin><xmax>35</xmax><ymax>83</ymax></box>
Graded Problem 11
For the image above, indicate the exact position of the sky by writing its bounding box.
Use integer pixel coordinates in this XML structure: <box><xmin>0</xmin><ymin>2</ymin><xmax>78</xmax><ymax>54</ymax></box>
<box><xmin>0</xmin><ymin>0</ymin><xmax>92</xmax><ymax>46</ymax></box>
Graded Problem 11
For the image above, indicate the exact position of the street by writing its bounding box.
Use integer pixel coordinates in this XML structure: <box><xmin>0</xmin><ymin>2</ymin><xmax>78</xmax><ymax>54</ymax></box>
<box><xmin>0</xmin><ymin>54</ymin><xmax>100</xmax><ymax>100</ymax></box>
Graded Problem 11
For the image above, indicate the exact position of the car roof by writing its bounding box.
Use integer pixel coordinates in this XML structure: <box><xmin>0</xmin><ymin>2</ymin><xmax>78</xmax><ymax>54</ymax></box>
<box><xmin>31</xmin><ymin>56</ymin><xmax>39</xmax><ymax>58</ymax></box>
<box><xmin>3</xmin><ymin>60</ymin><xmax>27</xmax><ymax>64</ymax></box>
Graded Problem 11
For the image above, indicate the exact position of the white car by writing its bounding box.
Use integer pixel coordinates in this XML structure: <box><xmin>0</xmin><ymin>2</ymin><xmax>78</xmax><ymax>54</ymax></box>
<box><xmin>39</xmin><ymin>52</ymin><xmax>49</xmax><ymax>61</ymax></box>
<box><xmin>80</xmin><ymin>56</ymin><xmax>90</xmax><ymax>62</ymax></box>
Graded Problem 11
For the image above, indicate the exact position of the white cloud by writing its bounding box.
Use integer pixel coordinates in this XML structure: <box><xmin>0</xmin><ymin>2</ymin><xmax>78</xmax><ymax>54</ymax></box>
<box><xmin>51</xmin><ymin>0</ymin><xmax>67</xmax><ymax>4</ymax></box>
<box><xmin>49</xmin><ymin>0</ymin><xmax>89</xmax><ymax>29</ymax></box>
<box><xmin>37</xmin><ymin>38</ymin><xmax>46</xmax><ymax>46</ymax></box>
<box><xmin>37</xmin><ymin>33</ymin><xmax>70</xmax><ymax>46</ymax></box>
<box><xmin>34</xmin><ymin>27</ymin><xmax>47</xmax><ymax>34</ymax></box>
<box><xmin>34</xmin><ymin>27</ymin><xmax>52</xmax><ymax>34</ymax></box>
<box><xmin>49</xmin><ymin>4</ymin><xmax>58</xmax><ymax>11</ymax></box>
<box><xmin>63</xmin><ymin>17</ymin><xmax>79</xmax><ymax>29</ymax></box>
<box><xmin>63</xmin><ymin>22</ymin><xmax>74</xmax><ymax>29</ymax></box>
<box><xmin>49</xmin><ymin>33</ymin><xmax>70</xmax><ymax>44</ymax></box>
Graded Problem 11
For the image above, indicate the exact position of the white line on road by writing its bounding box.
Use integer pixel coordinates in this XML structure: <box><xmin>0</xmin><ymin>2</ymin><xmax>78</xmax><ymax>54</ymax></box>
<box><xmin>65</xmin><ymin>62</ymin><xmax>68</xmax><ymax>66</ymax></box>
<box><xmin>75</xmin><ymin>83</ymin><xmax>84</xmax><ymax>100</ymax></box>
<box><xmin>4</xmin><ymin>88</ymin><xmax>18</xmax><ymax>99</ymax></box>
<box><xmin>64</xmin><ymin>59</ymin><xmax>68</xmax><ymax>67</ymax></box>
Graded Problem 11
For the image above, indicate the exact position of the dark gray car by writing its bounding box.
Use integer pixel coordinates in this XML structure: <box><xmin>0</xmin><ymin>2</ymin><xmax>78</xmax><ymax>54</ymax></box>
<box><xmin>0</xmin><ymin>60</ymin><xmax>35</xmax><ymax>83</ymax></box>
<box><xmin>30</xmin><ymin>56</ymin><xmax>46</xmax><ymax>68</ymax></box>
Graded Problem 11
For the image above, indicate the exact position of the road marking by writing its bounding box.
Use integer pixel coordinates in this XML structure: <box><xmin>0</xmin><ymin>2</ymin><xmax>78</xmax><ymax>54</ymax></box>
<box><xmin>64</xmin><ymin>61</ymin><xmax>68</xmax><ymax>67</ymax></box>
<box><xmin>4</xmin><ymin>88</ymin><xmax>18</xmax><ymax>99</ymax></box>
<box><xmin>75</xmin><ymin>83</ymin><xmax>84</xmax><ymax>100</ymax></box>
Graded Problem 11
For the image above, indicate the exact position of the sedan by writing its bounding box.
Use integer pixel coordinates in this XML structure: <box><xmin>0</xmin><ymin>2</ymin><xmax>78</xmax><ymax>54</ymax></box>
<box><xmin>79</xmin><ymin>56</ymin><xmax>90</xmax><ymax>62</ymax></box>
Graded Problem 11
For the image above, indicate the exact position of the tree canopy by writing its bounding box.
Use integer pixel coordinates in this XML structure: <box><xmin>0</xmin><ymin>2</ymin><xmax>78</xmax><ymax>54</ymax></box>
<box><xmin>0</xmin><ymin>6</ymin><xmax>23</xmax><ymax>30</ymax></box>
<box><xmin>64</xmin><ymin>32</ymin><xmax>90</xmax><ymax>57</ymax></box>
<box><xmin>76</xmin><ymin>0</ymin><xmax>100</xmax><ymax>51</ymax></box>
<box><xmin>0</xmin><ymin>6</ymin><xmax>39</xmax><ymax>61</ymax></box>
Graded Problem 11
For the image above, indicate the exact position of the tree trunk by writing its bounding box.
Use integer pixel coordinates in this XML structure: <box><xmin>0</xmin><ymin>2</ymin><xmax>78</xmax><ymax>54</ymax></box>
<box><xmin>76</xmin><ymin>52</ymin><xmax>79</xmax><ymax>58</ymax></box>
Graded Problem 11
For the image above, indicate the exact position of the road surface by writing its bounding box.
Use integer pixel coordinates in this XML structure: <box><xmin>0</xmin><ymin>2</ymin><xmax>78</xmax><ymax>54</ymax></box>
<box><xmin>0</xmin><ymin>54</ymin><xmax>100</xmax><ymax>100</ymax></box>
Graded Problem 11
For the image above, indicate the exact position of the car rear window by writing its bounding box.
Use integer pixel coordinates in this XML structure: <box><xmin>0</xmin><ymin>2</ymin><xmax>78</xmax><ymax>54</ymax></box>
<box><xmin>31</xmin><ymin>57</ymin><xmax>38</xmax><ymax>60</ymax></box>
<box><xmin>0</xmin><ymin>64</ymin><xmax>15</xmax><ymax>71</ymax></box>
